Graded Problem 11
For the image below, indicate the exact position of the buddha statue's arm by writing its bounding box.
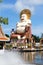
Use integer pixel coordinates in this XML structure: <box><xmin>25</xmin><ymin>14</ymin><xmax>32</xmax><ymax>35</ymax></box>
<box><xmin>27</xmin><ymin>19</ymin><xmax>32</xmax><ymax>27</ymax></box>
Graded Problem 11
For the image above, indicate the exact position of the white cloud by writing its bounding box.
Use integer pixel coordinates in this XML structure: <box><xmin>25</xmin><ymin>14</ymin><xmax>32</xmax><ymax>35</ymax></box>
<box><xmin>14</xmin><ymin>0</ymin><xmax>35</xmax><ymax>14</ymax></box>
<box><xmin>0</xmin><ymin>0</ymin><xmax>43</xmax><ymax>14</ymax></box>
<box><xmin>14</xmin><ymin>0</ymin><xmax>43</xmax><ymax>14</ymax></box>
<box><xmin>20</xmin><ymin>0</ymin><xmax>43</xmax><ymax>5</ymax></box>
<box><xmin>0</xmin><ymin>3</ymin><xmax>14</xmax><ymax>9</ymax></box>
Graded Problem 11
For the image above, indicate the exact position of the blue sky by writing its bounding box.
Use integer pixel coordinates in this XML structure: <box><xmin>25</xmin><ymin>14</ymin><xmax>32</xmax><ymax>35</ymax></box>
<box><xmin>0</xmin><ymin>0</ymin><xmax>43</xmax><ymax>37</ymax></box>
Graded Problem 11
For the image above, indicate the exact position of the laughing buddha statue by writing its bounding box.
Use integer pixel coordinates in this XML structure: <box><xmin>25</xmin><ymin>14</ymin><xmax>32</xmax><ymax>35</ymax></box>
<box><xmin>11</xmin><ymin>9</ymin><xmax>32</xmax><ymax>43</ymax></box>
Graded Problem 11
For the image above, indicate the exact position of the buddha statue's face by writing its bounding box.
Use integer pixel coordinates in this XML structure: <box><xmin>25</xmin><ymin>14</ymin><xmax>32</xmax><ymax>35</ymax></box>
<box><xmin>20</xmin><ymin>14</ymin><xmax>28</xmax><ymax>22</ymax></box>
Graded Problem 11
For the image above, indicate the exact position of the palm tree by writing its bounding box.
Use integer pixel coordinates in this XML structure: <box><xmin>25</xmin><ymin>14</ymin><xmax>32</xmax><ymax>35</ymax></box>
<box><xmin>0</xmin><ymin>0</ymin><xmax>2</xmax><ymax>2</ymax></box>
<box><xmin>0</xmin><ymin>17</ymin><xmax>8</xmax><ymax>25</ymax></box>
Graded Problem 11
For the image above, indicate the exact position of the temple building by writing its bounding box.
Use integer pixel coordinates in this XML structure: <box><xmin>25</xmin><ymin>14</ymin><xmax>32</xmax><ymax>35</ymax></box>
<box><xmin>0</xmin><ymin>25</ymin><xmax>10</xmax><ymax>49</ymax></box>
<box><xmin>40</xmin><ymin>33</ymin><xmax>43</xmax><ymax>48</ymax></box>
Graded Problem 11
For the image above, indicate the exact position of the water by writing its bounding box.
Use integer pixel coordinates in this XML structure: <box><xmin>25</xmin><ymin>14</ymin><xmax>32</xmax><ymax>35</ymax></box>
<box><xmin>0</xmin><ymin>50</ymin><xmax>34</xmax><ymax>65</ymax></box>
<box><xmin>20</xmin><ymin>51</ymin><xmax>43</xmax><ymax>65</ymax></box>
<box><xmin>0</xmin><ymin>50</ymin><xmax>43</xmax><ymax>65</ymax></box>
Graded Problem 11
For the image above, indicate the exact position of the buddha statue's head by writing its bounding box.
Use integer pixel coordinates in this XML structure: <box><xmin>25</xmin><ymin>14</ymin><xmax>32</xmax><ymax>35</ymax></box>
<box><xmin>20</xmin><ymin>9</ymin><xmax>31</xmax><ymax>22</ymax></box>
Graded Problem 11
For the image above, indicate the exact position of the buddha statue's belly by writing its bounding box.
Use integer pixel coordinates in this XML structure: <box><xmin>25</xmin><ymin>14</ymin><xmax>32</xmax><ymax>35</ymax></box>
<box><xmin>16</xmin><ymin>26</ymin><xmax>25</xmax><ymax>33</ymax></box>
<box><xmin>16</xmin><ymin>20</ymin><xmax>31</xmax><ymax>33</ymax></box>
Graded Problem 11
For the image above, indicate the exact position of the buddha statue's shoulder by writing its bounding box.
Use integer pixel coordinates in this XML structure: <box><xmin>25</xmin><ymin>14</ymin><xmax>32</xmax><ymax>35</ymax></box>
<box><xmin>27</xmin><ymin>19</ymin><xmax>31</xmax><ymax>24</ymax></box>
<box><xmin>16</xmin><ymin>21</ymin><xmax>22</xmax><ymax>26</ymax></box>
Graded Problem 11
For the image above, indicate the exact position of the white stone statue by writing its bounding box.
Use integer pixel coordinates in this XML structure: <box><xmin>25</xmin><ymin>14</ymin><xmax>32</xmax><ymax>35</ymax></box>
<box><xmin>11</xmin><ymin>9</ymin><xmax>32</xmax><ymax>43</ymax></box>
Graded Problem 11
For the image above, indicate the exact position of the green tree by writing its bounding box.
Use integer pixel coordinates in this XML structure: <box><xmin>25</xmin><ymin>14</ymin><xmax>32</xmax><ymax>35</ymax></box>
<box><xmin>0</xmin><ymin>17</ymin><xmax>8</xmax><ymax>25</ymax></box>
<box><xmin>0</xmin><ymin>0</ymin><xmax>2</xmax><ymax>2</ymax></box>
<box><xmin>32</xmin><ymin>34</ymin><xmax>40</xmax><ymax>42</ymax></box>
<box><xmin>5</xmin><ymin>34</ymin><xmax>9</xmax><ymax>37</ymax></box>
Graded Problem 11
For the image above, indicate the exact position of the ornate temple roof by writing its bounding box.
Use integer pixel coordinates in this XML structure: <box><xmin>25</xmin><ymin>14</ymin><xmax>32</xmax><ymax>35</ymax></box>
<box><xmin>0</xmin><ymin>26</ymin><xmax>10</xmax><ymax>41</ymax></box>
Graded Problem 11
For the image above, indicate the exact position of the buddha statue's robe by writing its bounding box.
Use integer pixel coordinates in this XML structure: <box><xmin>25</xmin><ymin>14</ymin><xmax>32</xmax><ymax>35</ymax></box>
<box><xmin>16</xmin><ymin>19</ymin><xmax>31</xmax><ymax>34</ymax></box>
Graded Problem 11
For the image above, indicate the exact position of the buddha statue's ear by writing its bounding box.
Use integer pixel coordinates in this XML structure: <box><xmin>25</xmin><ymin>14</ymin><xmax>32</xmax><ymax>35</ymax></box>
<box><xmin>20</xmin><ymin>9</ymin><xmax>31</xmax><ymax>19</ymax></box>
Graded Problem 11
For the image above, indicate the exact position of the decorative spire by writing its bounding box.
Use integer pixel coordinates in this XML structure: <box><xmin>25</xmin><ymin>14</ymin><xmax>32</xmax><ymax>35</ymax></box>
<box><xmin>0</xmin><ymin>25</ymin><xmax>10</xmax><ymax>41</ymax></box>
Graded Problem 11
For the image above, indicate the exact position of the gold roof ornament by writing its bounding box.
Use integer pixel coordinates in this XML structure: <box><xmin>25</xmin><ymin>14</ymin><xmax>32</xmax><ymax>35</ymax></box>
<box><xmin>20</xmin><ymin>9</ymin><xmax>31</xmax><ymax>19</ymax></box>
